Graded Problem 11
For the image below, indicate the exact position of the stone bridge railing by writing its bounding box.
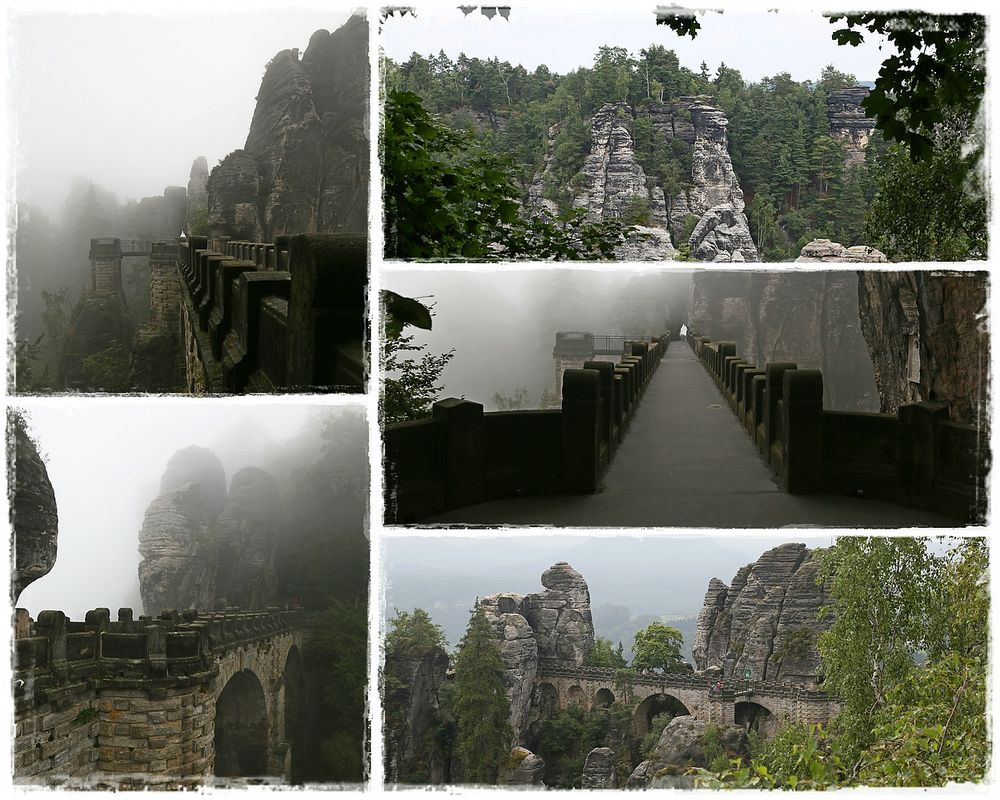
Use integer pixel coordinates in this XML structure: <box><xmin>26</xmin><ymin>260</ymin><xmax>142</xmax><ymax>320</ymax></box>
<box><xmin>173</xmin><ymin>233</ymin><xmax>365</xmax><ymax>393</ymax></box>
<box><xmin>384</xmin><ymin>333</ymin><xmax>671</xmax><ymax>523</ymax></box>
<box><xmin>688</xmin><ymin>332</ymin><xmax>987</xmax><ymax>523</ymax></box>
<box><xmin>14</xmin><ymin>607</ymin><xmax>304</xmax><ymax>710</ymax></box>
<box><xmin>535</xmin><ymin>660</ymin><xmax>831</xmax><ymax>701</ymax></box>
<box><xmin>14</xmin><ymin>607</ymin><xmax>305</xmax><ymax>783</ymax></box>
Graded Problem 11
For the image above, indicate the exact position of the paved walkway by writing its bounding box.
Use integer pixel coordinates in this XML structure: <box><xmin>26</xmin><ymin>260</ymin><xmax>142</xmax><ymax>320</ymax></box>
<box><xmin>428</xmin><ymin>343</ymin><xmax>959</xmax><ymax>528</ymax></box>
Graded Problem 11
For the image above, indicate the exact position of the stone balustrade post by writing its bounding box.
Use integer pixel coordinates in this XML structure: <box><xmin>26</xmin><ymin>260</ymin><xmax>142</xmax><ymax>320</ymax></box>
<box><xmin>433</xmin><ymin>398</ymin><xmax>485</xmax><ymax>510</ymax></box>
<box><xmin>896</xmin><ymin>402</ymin><xmax>949</xmax><ymax>509</ymax></box>
<box><xmin>764</xmin><ymin>363</ymin><xmax>797</xmax><ymax>465</ymax></box>
<box><xmin>562</xmin><ymin>368</ymin><xmax>602</xmax><ymax>493</ymax></box>
<box><xmin>781</xmin><ymin>369</ymin><xmax>825</xmax><ymax>493</ymax></box>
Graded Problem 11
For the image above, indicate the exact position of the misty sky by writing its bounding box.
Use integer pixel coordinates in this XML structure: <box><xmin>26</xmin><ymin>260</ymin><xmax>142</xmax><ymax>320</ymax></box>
<box><xmin>14</xmin><ymin>400</ymin><xmax>366</xmax><ymax>619</ymax></box>
<box><xmin>8</xmin><ymin>1</ymin><xmax>359</xmax><ymax>217</ymax></box>
<box><xmin>381</xmin><ymin>4</ymin><xmax>890</xmax><ymax>83</ymax></box>
<box><xmin>384</xmin><ymin>268</ymin><xmax>692</xmax><ymax>408</ymax></box>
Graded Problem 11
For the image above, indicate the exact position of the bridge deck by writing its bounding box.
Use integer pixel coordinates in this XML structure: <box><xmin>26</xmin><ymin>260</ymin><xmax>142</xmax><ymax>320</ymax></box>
<box><xmin>428</xmin><ymin>343</ymin><xmax>955</xmax><ymax>527</ymax></box>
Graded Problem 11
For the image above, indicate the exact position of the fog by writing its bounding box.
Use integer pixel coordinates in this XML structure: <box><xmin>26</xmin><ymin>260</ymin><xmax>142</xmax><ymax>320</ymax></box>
<box><xmin>14</xmin><ymin>400</ymin><xmax>367</xmax><ymax>619</ymax></box>
<box><xmin>381</xmin><ymin>4</ymin><xmax>889</xmax><ymax>83</ymax></box>
<box><xmin>9</xmin><ymin>1</ymin><xmax>356</xmax><ymax>216</ymax></box>
<box><xmin>382</xmin><ymin>534</ymin><xmax>835</xmax><ymax>657</ymax></box>
<box><xmin>384</xmin><ymin>269</ymin><xmax>692</xmax><ymax>409</ymax></box>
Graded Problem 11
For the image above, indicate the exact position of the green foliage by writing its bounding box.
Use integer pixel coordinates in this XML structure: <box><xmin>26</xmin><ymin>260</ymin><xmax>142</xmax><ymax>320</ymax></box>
<box><xmin>584</xmin><ymin>637</ymin><xmax>628</xmax><ymax>669</ymax></box>
<box><xmin>189</xmin><ymin>206</ymin><xmax>209</xmax><ymax>237</ymax></box>
<box><xmin>72</xmin><ymin>706</ymin><xmax>98</xmax><ymax>726</ymax></box>
<box><xmin>620</xmin><ymin>195</ymin><xmax>651</xmax><ymax>226</ymax></box>
<box><xmin>300</xmin><ymin>600</ymin><xmax>368</xmax><ymax>783</ymax></box>
<box><xmin>639</xmin><ymin>711</ymin><xmax>675</xmax><ymax>759</ymax></box>
<box><xmin>537</xmin><ymin>703</ymin><xmax>633</xmax><ymax>788</ymax></box>
<box><xmin>452</xmin><ymin>606</ymin><xmax>513</xmax><ymax>784</ymax></box>
<box><xmin>827</xmin><ymin>14</ymin><xmax>985</xmax><ymax>160</ymax></box>
<box><xmin>781</xmin><ymin>626</ymin><xmax>816</xmax><ymax>662</ymax></box>
<box><xmin>80</xmin><ymin>343</ymin><xmax>131</xmax><ymax>392</ymax></box>
<box><xmin>631</xmin><ymin>622</ymin><xmax>684</xmax><ymax>672</ymax></box>
<box><xmin>386</xmin><ymin>608</ymin><xmax>447</xmax><ymax>660</ymax></box>
<box><xmin>382</xmin><ymin>90</ymin><xmax>521</xmax><ymax>259</ymax></box>
<box><xmin>864</xmin><ymin>135</ymin><xmax>987</xmax><ymax>260</ymax></box>
<box><xmin>382</xmin><ymin>290</ymin><xmax>433</xmax><ymax>340</ymax></box>
<box><xmin>491</xmin><ymin>387</ymin><xmax>529</xmax><ymax>411</ymax></box>
<box><xmin>382</xmin><ymin>334</ymin><xmax>455</xmax><ymax>424</ymax></box>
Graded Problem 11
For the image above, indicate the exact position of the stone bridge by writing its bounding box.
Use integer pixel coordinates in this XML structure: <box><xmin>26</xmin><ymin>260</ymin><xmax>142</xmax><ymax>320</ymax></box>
<box><xmin>13</xmin><ymin>607</ymin><xmax>307</xmax><ymax>786</ymax></box>
<box><xmin>88</xmin><ymin>233</ymin><xmax>367</xmax><ymax>393</ymax></box>
<box><xmin>534</xmin><ymin>660</ymin><xmax>839</xmax><ymax>739</ymax></box>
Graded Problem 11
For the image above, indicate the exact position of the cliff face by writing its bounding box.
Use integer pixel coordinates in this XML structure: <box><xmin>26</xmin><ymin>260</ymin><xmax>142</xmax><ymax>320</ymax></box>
<box><xmin>692</xmin><ymin>543</ymin><xmax>829</xmax><ymax>685</ymax></box>
<box><xmin>208</xmin><ymin>14</ymin><xmax>368</xmax><ymax>241</ymax></box>
<box><xmin>480</xmin><ymin>562</ymin><xmax>595</xmax><ymax>741</ymax></box>
<box><xmin>137</xmin><ymin>447</ymin><xmax>282</xmax><ymax>614</ymax></box>
<box><xmin>857</xmin><ymin>271</ymin><xmax>989</xmax><ymax>425</ymax></box>
<box><xmin>11</xmin><ymin>418</ymin><xmax>58</xmax><ymax>602</ymax></box>
<box><xmin>531</xmin><ymin>97</ymin><xmax>756</xmax><ymax>262</ymax></box>
<box><xmin>384</xmin><ymin>648</ymin><xmax>450</xmax><ymax>783</ymax></box>
<box><xmin>688</xmin><ymin>266</ymin><xmax>880</xmax><ymax>411</ymax></box>
<box><xmin>185</xmin><ymin>156</ymin><xmax>209</xmax><ymax>233</ymax></box>
<box><xmin>827</xmin><ymin>87</ymin><xmax>876</xmax><ymax>168</ymax></box>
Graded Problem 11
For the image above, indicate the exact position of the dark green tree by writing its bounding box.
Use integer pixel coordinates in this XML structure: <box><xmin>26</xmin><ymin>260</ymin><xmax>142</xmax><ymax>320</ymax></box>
<box><xmin>583</xmin><ymin>636</ymin><xmax>628</xmax><ymax>668</ymax></box>
<box><xmin>452</xmin><ymin>606</ymin><xmax>513</xmax><ymax>783</ymax></box>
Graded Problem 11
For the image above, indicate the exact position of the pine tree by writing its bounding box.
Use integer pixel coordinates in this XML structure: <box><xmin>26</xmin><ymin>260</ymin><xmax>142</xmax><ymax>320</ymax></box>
<box><xmin>452</xmin><ymin>605</ymin><xmax>513</xmax><ymax>784</ymax></box>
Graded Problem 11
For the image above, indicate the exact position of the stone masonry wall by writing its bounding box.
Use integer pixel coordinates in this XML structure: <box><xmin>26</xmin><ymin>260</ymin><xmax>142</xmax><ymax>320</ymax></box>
<box><xmin>14</xmin><ymin>684</ymin><xmax>99</xmax><ymax>780</ymax></box>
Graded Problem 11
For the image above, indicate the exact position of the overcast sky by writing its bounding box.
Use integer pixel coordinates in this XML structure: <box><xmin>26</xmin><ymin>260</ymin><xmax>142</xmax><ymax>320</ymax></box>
<box><xmin>7</xmin><ymin>1</ymin><xmax>359</xmax><ymax>217</ymax></box>
<box><xmin>381</xmin><ymin>4</ymin><xmax>890</xmax><ymax>84</ymax></box>
<box><xmin>14</xmin><ymin>401</ymin><xmax>359</xmax><ymax>619</ymax></box>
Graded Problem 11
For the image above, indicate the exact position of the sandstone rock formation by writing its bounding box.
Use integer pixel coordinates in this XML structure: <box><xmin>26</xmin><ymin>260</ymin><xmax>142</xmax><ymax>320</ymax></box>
<box><xmin>11</xmin><ymin>417</ymin><xmax>58</xmax><ymax>601</ymax></box>
<box><xmin>795</xmin><ymin>238</ymin><xmax>886</xmax><ymax>263</ymax></box>
<box><xmin>208</xmin><ymin>15</ymin><xmax>368</xmax><ymax>241</ymax></box>
<box><xmin>857</xmin><ymin>271</ymin><xmax>989</xmax><ymax>426</ymax></box>
<box><xmin>692</xmin><ymin>543</ymin><xmax>829</xmax><ymax>685</ymax></box>
<box><xmin>185</xmin><ymin>156</ymin><xmax>209</xmax><ymax>233</ymax></box>
<box><xmin>501</xmin><ymin>747</ymin><xmax>545</xmax><ymax>785</ymax></box>
<box><xmin>137</xmin><ymin>447</ymin><xmax>282</xmax><ymax>614</ymax></box>
<box><xmin>481</xmin><ymin>562</ymin><xmax>596</xmax><ymax>741</ymax></box>
<box><xmin>688</xmin><ymin>268</ymin><xmax>879</xmax><ymax>411</ymax></box>
<box><xmin>384</xmin><ymin>647</ymin><xmax>450</xmax><ymax>783</ymax></box>
<box><xmin>827</xmin><ymin>87</ymin><xmax>876</xmax><ymax>167</ymax></box>
<box><xmin>581</xmin><ymin>746</ymin><xmax>617</xmax><ymax>789</ymax></box>
<box><xmin>631</xmin><ymin>717</ymin><xmax>747</xmax><ymax>788</ymax></box>
<box><xmin>530</xmin><ymin>96</ymin><xmax>757</xmax><ymax>261</ymax></box>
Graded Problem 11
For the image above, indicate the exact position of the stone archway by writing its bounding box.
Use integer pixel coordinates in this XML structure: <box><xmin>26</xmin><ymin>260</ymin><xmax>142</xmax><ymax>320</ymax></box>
<box><xmin>593</xmin><ymin>687</ymin><xmax>615</xmax><ymax>709</ymax></box>
<box><xmin>735</xmin><ymin>701</ymin><xmax>778</xmax><ymax>738</ymax></box>
<box><xmin>632</xmin><ymin>692</ymin><xmax>691</xmax><ymax>739</ymax></box>
<box><xmin>215</xmin><ymin>669</ymin><xmax>269</xmax><ymax>777</ymax></box>
<box><xmin>566</xmin><ymin>685</ymin><xmax>587</xmax><ymax>709</ymax></box>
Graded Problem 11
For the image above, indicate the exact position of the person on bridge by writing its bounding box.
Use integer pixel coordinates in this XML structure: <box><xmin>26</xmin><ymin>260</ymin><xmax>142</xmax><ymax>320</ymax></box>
<box><xmin>680</xmin><ymin>323</ymin><xmax>688</xmax><ymax>339</ymax></box>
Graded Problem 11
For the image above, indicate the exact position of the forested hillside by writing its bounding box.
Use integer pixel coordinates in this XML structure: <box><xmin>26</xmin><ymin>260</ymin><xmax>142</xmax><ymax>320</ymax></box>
<box><xmin>384</xmin><ymin>42</ymin><xmax>983</xmax><ymax>261</ymax></box>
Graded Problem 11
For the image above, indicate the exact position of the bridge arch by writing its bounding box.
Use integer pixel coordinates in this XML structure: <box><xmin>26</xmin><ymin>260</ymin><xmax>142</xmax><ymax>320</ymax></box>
<box><xmin>566</xmin><ymin>685</ymin><xmax>587</xmax><ymax>709</ymax></box>
<box><xmin>633</xmin><ymin>692</ymin><xmax>691</xmax><ymax>739</ymax></box>
<box><xmin>735</xmin><ymin>701</ymin><xmax>778</xmax><ymax>738</ymax></box>
<box><xmin>593</xmin><ymin>687</ymin><xmax>615</xmax><ymax>708</ymax></box>
<box><xmin>215</xmin><ymin>669</ymin><xmax>269</xmax><ymax>777</ymax></box>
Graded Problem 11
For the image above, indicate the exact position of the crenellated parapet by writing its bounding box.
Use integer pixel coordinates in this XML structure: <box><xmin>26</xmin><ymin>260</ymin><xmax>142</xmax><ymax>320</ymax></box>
<box><xmin>384</xmin><ymin>333</ymin><xmax>671</xmax><ymax>523</ymax></box>
<box><xmin>687</xmin><ymin>332</ymin><xmax>987</xmax><ymax>523</ymax></box>
<box><xmin>166</xmin><ymin>232</ymin><xmax>366</xmax><ymax>393</ymax></box>
<box><xmin>14</xmin><ymin>607</ymin><xmax>304</xmax><ymax>708</ymax></box>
